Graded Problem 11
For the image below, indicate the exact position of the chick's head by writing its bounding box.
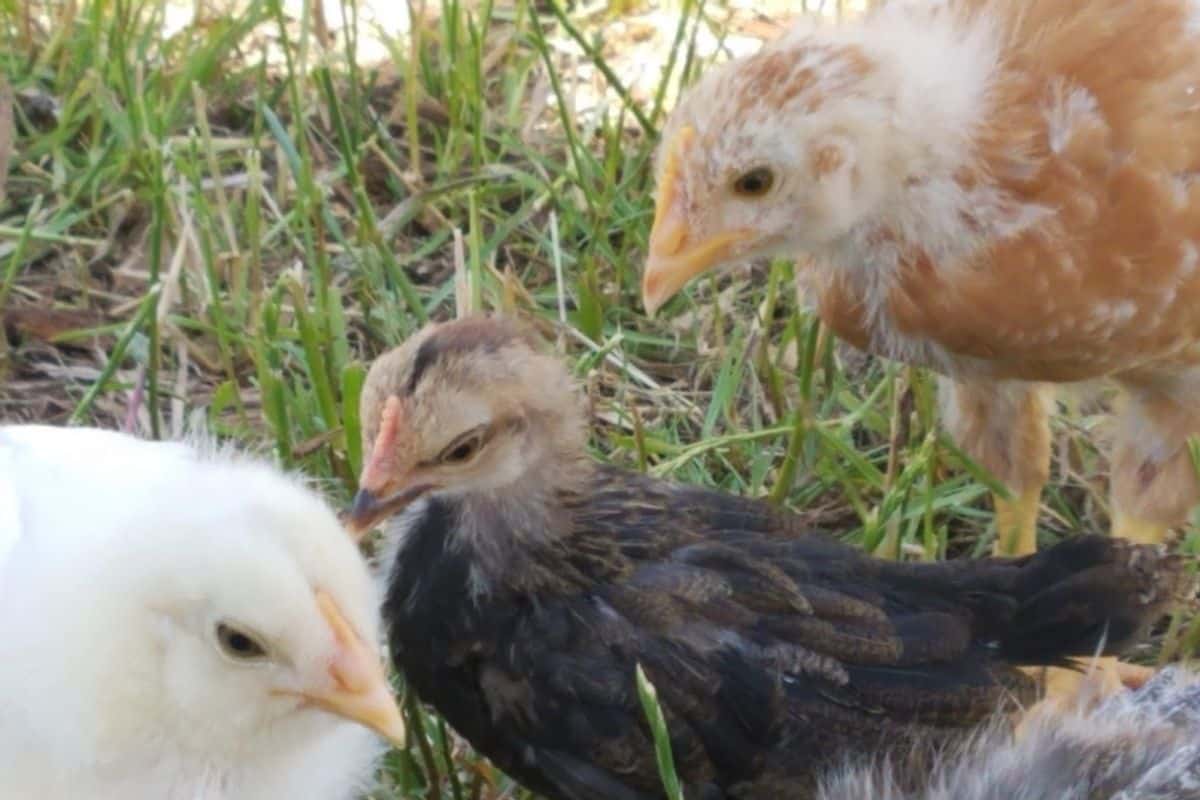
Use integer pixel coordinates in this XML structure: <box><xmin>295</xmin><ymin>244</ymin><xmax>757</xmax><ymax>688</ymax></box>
<box><xmin>6</xmin><ymin>444</ymin><xmax>405</xmax><ymax>768</ymax></box>
<box><xmin>345</xmin><ymin>314</ymin><xmax>587</xmax><ymax>537</ymax></box>
<box><xmin>643</xmin><ymin>33</ymin><xmax>897</xmax><ymax>314</ymax></box>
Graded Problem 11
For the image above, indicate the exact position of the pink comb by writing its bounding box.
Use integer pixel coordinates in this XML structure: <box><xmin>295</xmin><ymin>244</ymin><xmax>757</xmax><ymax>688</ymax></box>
<box><xmin>360</xmin><ymin>396</ymin><xmax>405</xmax><ymax>492</ymax></box>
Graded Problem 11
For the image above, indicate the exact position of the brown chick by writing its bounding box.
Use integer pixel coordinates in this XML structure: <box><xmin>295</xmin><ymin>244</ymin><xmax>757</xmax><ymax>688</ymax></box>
<box><xmin>641</xmin><ymin>0</ymin><xmax>1200</xmax><ymax>556</ymax></box>
<box><xmin>345</xmin><ymin>313</ymin><xmax>1187</xmax><ymax>800</ymax></box>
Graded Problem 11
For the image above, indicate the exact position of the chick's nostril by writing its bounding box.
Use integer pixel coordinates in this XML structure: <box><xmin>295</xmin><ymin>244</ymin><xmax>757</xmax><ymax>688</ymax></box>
<box><xmin>651</xmin><ymin>221</ymin><xmax>688</xmax><ymax>257</ymax></box>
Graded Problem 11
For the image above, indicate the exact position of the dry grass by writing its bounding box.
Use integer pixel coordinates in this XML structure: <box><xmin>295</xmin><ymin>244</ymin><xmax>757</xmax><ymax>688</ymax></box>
<box><xmin>1</xmin><ymin>0</ymin><xmax>1197</xmax><ymax>797</ymax></box>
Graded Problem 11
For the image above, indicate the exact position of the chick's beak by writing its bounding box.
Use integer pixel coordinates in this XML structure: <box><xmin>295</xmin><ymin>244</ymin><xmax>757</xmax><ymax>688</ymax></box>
<box><xmin>344</xmin><ymin>481</ymin><xmax>430</xmax><ymax>539</ymax></box>
<box><xmin>341</xmin><ymin>396</ymin><xmax>433</xmax><ymax>539</ymax></box>
<box><xmin>297</xmin><ymin>591</ymin><xmax>406</xmax><ymax>747</ymax></box>
<box><xmin>642</xmin><ymin>125</ymin><xmax>752</xmax><ymax>317</ymax></box>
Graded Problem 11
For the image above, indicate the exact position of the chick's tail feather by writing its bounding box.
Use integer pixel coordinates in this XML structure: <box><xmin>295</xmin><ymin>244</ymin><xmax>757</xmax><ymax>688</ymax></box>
<box><xmin>966</xmin><ymin>535</ymin><xmax>1191</xmax><ymax>664</ymax></box>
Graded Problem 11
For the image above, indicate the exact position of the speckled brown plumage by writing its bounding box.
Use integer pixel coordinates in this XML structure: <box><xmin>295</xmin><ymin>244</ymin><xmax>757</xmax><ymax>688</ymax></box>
<box><xmin>346</xmin><ymin>314</ymin><xmax>1189</xmax><ymax>800</ymax></box>
<box><xmin>642</xmin><ymin>0</ymin><xmax>1200</xmax><ymax>555</ymax></box>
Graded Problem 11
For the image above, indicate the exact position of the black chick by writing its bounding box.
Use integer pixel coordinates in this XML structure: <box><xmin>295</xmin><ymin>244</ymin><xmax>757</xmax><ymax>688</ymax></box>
<box><xmin>346</xmin><ymin>313</ymin><xmax>1188</xmax><ymax>800</ymax></box>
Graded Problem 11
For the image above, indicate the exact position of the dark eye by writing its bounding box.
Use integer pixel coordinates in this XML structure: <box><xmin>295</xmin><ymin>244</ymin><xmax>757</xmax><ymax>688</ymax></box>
<box><xmin>732</xmin><ymin>167</ymin><xmax>775</xmax><ymax>197</ymax></box>
<box><xmin>440</xmin><ymin>433</ymin><xmax>483</xmax><ymax>465</ymax></box>
<box><xmin>216</xmin><ymin>623</ymin><xmax>268</xmax><ymax>661</ymax></box>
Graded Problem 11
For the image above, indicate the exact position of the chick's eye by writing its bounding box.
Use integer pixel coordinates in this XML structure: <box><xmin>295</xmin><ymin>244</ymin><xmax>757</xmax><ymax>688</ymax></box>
<box><xmin>216</xmin><ymin>623</ymin><xmax>268</xmax><ymax>661</ymax></box>
<box><xmin>732</xmin><ymin>167</ymin><xmax>775</xmax><ymax>197</ymax></box>
<box><xmin>441</xmin><ymin>435</ymin><xmax>481</xmax><ymax>465</ymax></box>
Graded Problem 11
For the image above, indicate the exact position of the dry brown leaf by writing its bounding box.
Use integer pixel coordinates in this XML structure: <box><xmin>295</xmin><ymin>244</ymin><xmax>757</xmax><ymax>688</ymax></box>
<box><xmin>4</xmin><ymin>307</ymin><xmax>107</xmax><ymax>345</ymax></box>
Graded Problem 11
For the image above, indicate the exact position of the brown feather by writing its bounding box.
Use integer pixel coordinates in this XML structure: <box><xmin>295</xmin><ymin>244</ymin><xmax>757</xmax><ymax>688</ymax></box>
<box><xmin>648</xmin><ymin>0</ymin><xmax>1200</xmax><ymax>538</ymax></box>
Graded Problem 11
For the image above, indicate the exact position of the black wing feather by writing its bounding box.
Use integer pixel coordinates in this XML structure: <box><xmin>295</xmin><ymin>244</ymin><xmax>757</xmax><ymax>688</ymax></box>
<box><xmin>384</xmin><ymin>469</ymin><xmax>1185</xmax><ymax>800</ymax></box>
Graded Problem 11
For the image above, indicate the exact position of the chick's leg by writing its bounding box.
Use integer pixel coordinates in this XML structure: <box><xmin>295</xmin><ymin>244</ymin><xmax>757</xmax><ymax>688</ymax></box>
<box><xmin>1109</xmin><ymin>375</ymin><xmax>1200</xmax><ymax>545</ymax></box>
<box><xmin>938</xmin><ymin>378</ymin><xmax>1052</xmax><ymax>556</ymax></box>
<box><xmin>1019</xmin><ymin>375</ymin><xmax>1196</xmax><ymax>716</ymax></box>
<box><xmin>994</xmin><ymin>489</ymin><xmax>1043</xmax><ymax>557</ymax></box>
<box><xmin>1014</xmin><ymin>659</ymin><xmax>1155</xmax><ymax>739</ymax></box>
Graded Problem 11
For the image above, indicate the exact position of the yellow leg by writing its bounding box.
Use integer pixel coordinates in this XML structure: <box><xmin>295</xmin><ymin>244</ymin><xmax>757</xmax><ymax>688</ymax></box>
<box><xmin>1015</xmin><ymin>658</ymin><xmax>1155</xmax><ymax>733</ymax></box>
<box><xmin>1111</xmin><ymin>511</ymin><xmax>1171</xmax><ymax>545</ymax></box>
<box><xmin>993</xmin><ymin>487</ymin><xmax>1041</xmax><ymax>556</ymax></box>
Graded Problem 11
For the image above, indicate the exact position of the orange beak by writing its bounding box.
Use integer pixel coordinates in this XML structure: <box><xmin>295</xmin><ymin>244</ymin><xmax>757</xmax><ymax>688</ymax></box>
<box><xmin>282</xmin><ymin>591</ymin><xmax>406</xmax><ymax>747</ymax></box>
<box><xmin>642</xmin><ymin>125</ymin><xmax>752</xmax><ymax>317</ymax></box>
<box><xmin>342</xmin><ymin>396</ymin><xmax>433</xmax><ymax>540</ymax></box>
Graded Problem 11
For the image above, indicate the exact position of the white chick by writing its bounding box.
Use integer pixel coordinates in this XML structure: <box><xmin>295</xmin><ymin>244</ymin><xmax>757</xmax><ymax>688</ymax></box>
<box><xmin>0</xmin><ymin>425</ymin><xmax>405</xmax><ymax>800</ymax></box>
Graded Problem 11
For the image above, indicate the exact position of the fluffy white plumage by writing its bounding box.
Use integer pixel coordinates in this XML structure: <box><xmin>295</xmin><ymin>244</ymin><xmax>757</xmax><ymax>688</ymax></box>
<box><xmin>0</xmin><ymin>425</ymin><xmax>401</xmax><ymax>800</ymax></box>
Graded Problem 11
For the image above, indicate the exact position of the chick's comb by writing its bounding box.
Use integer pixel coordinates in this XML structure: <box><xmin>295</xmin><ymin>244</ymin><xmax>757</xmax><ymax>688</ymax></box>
<box><xmin>359</xmin><ymin>395</ymin><xmax>406</xmax><ymax>493</ymax></box>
